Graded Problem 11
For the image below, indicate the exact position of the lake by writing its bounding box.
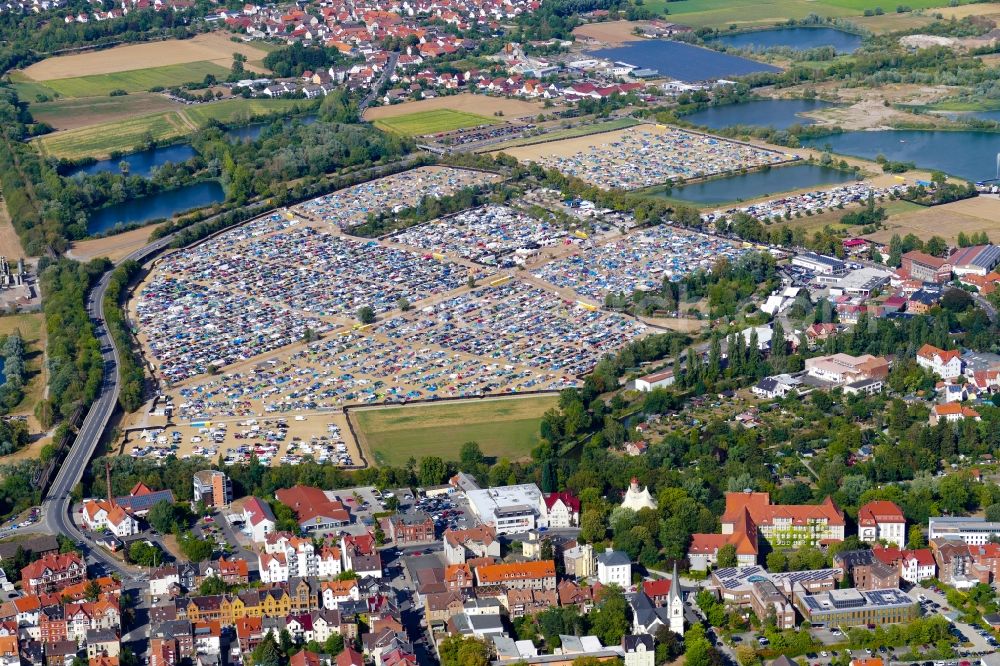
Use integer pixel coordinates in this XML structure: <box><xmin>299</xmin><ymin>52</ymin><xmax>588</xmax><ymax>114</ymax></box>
<box><xmin>226</xmin><ymin>113</ymin><xmax>319</xmax><ymax>142</ymax></box>
<box><xmin>590</xmin><ymin>40</ymin><xmax>780</xmax><ymax>82</ymax></box>
<box><xmin>69</xmin><ymin>143</ymin><xmax>197</xmax><ymax>179</ymax></box>
<box><xmin>709</xmin><ymin>27</ymin><xmax>863</xmax><ymax>54</ymax></box>
<box><xmin>802</xmin><ymin>130</ymin><xmax>1000</xmax><ymax>182</ymax></box>
<box><xmin>88</xmin><ymin>181</ymin><xmax>225</xmax><ymax>235</ymax></box>
<box><xmin>683</xmin><ymin>99</ymin><xmax>835</xmax><ymax>130</ymax></box>
<box><xmin>648</xmin><ymin>164</ymin><xmax>857</xmax><ymax>204</ymax></box>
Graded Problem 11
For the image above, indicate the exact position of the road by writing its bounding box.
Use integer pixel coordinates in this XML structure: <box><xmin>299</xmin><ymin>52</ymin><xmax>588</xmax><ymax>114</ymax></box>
<box><xmin>360</xmin><ymin>52</ymin><xmax>398</xmax><ymax>112</ymax></box>
<box><xmin>40</xmin><ymin>233</ymin><xmax>176</xmax><ymax>580</ymax></box>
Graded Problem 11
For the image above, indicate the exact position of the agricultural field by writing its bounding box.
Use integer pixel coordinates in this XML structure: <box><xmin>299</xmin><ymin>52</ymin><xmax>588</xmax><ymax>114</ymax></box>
<box><xmin>373</xmin><ymin>109</ymin><xmax>498</xmax><ymax>136</ymax></box>
<box><xmin>33</xmin><ymin>62</ymin><xmax>231</xmax><ymax>98</ymax></box>
<box><xmin>644</xmin><ymin>0</ymin><xmax>959</xmax><ymax>28</ymax></box>
<box><xmin>364</xmin><ymin>93</ymin><xmax>544</xmax><ymax>121</ymax></box>
<box><xmin>19</xmin><ymin>32</ymin><xmax>270</xmax><ymax>80</ymax></box>
<box><xmin>352</xmin><ymin>395</ymin><xmax>558</xmax><ymax>467</ymax></box>
<box><xmin>35</xmin><ymin>98</ymin><xmax>310</xmax><ymax>160</ymax></box>
<box><xmin>864</xmin><ymin>197</ymin><xmax>1000</xmax><ymax>245</ymax></box>
<box><xmin>29</xmin><ymin>94</ymin><xmax>182</xmax><ymax>131</ymax></box>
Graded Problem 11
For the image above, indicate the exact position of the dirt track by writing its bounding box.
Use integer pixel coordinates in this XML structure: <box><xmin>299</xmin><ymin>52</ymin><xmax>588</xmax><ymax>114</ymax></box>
<box><xmin>21</xmin><ymin>33</ymin><xmax>270</xmax><ymax>80</ymax></box>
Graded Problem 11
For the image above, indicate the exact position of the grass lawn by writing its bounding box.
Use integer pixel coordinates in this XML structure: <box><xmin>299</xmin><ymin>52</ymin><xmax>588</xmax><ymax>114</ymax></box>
<box><xmin>353</xmin><ymin>395</ymin><xmax>558</xmax><ymax>467</ymax></box>
<box><xmin>645</xmin><ymin>0</ymin><xmax>961</xmax><ymax>28</ymax></box>
<box><xmin>36</xmin><ymin>98</ymin><xmax>310</xmax><ymax>160</ymax></box>
<box><xmin>0</xmin><ymin>314</ymin><xmax>46</xmax><ymax>416</ymax></box>
<box><xmin>38</xmin><ymin>61</ymin><xmax>231</xmax><ymax>98</ymax></box>
<box><xmin>374</xmin><ymin>109</ymin><xmax>498</xmax><ymax>136</ymax></box>
<box><xmin>485</xmin><ymin>117</ymin><xmax>639</xmax><ymax>152</ymax></box>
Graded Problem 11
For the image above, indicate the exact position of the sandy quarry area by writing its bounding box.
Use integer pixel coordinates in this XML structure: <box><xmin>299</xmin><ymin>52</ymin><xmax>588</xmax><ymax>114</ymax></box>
<box><xmin>866</xmin><ymin>196</ymin><xmax>1000</xmax><ymax>245</ymax></box>
<box><xmin>364</xmin><ymin>93</ymin><xmax>544</xmax><ymax>121</ymax></box>
<box><xmin>67</xmin><ymin>225</ymin><xmax>161</xmax><ymax>263</ymax></box>
<box><xmin>21</xmin><ymin>33</ymin><xmax>271</xmax><ymax>80</ymax></box>
<box><xmin>799</xmin><ymin>83</ymin><xmax>957</xmax><ymax>130</ymax></box>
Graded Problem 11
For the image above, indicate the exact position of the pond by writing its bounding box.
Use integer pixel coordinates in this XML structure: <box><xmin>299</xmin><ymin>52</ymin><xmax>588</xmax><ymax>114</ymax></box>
<box><xmin>802</xmin><ymin>130</ymin><xmax>1000</xmax><ymax>182</ymax></box>
<box><xmin>709</xmin><ymin>27</ymin><xmax>863</xmax><ymax>54</ymax></box>
<box><xmin>69</xmin><ymin>143</ymin><xmax>197</xmax><ymax>179</ymax></box>
<box><xmin>589</xmin><ymin>40</ymin><xmax>780</xmax><ymax>82</ymax></box>
<box><xmin>647</xmin><ymin>164</ymin><xmax>857</xmax><ymax>204</ymax></box>
<box><xmin>88</xmin><ymin>181</ymin><xmax>225</xmax><ymax>235</ymax></box>
<box><xmin>683</xmin><ymin>99</ymin><xmax>835</xmax><ymax>130</ymax></box>
<box><xmin>226</xmin><ymin>113</ymin><xmax>319</xmax><ymax>142</ymax></box>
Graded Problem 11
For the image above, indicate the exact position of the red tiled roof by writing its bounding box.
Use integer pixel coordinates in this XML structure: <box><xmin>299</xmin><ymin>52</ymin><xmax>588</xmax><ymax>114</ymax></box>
<box><xmin>857</xmin><ymin>501</ymin><xmax>904</xmax><ymax>526</ymax></box>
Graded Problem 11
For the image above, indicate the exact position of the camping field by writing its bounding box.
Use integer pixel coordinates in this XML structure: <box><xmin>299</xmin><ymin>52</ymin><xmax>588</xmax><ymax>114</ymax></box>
<box><xmin>373</xmin><ymin>109</ymin><xmax>498</xmax><ymax>136</ymax></box>
<box><xmin>351</xmin><ymin>395</ymin><xmax>558</xmax><ymax>467</ymax></box>
<box><xmin>36</xmin><ymin>98</ymin><xmax>311</xmax><ymax>159</ymax></box>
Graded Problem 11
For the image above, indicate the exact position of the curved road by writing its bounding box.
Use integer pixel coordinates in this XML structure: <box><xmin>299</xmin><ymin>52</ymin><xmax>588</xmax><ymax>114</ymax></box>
<box><xmin>40</xmin><ymin>235</ymin><xmax>176</xmax><ymax>580</ymax></box>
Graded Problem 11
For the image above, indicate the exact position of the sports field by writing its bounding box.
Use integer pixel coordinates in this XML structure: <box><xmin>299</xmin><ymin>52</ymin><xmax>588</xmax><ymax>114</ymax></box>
<box><xmin>36</xmin><ymin>98</ymin><xmax>309</xmax><ymax>159</ymax></box>
<box><xmin>373</xmin><ymin>109</ymin><xmax>498</xmax><ymax>136</ymax></box>
<box><xmin>35</xmin><ymin>62</ymin><xmax>231</xmax><ymax>98</ymax></box>
<box><xmin>645</xmin><ymin>0</ymin><xmax>960</xmax><ymax>27</ymax></box>
<box><xmin>352</xmin><ymin>395</ymin><xmax>558</xmax><ymax>467</ymax></box>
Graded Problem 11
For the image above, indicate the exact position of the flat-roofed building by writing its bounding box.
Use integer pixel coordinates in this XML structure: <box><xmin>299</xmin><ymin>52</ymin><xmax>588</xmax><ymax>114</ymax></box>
<box><xmin>794</xmin><ymin>588</ymin><xmax>917</xmax><ymax>627</ymax></box>
<box><xmin>928</xmin><ymin>517</ymin><xmax>1000</xmax><ymax>545</ymax></box>
<box><xmin>466</xmin><ymin>484</ymin><xmax>544</xmax><ymax>535</ymax></box>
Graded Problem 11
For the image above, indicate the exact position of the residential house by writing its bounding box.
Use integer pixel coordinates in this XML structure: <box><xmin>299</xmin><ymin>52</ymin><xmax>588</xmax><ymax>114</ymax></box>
<box><xmin>857</xmin><ymin>501</ymin><xmax>906</xmax><ymax>548</ymax></box>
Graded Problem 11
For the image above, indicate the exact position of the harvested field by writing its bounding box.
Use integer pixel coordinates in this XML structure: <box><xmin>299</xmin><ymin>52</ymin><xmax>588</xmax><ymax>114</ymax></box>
<box><xmin>36</xmin><ymin>98</ymin><xmax>309</xmax><ymax>159</ymax></box>
<box><xmin>39</xmin><ymin>62</ymin><xmax>231</xmax><ymax>98</ymax></box>
<box><xmin>21</xmin><ymin>33</ymin><xmax>270</xmax><ymax>80</ymax></box>
<box><xmin>936</xmin><ymin>3</ymin><xmax>1000</xmax><ymax>20</ymax></box>
<box><xmin>29</xmin><ymin>94</ymin><xmax>182</xmax><ymax>131</ymax></box>
<box><xmin>487</xmin><ymin>117</ymin><xmax>639</xmax><ymax>152</ymax></box>
<box><xmin>850</xmin><ymin>12</ymin><xmax>937</xmax><ymax>33</ymax></box>
<box><xmin>0</xmin><ymin>197</ymin><xmax>26</xmax><ymax>261</ymax></box>
<box><xmin>351</xmin><ymin>395</ymin><xmax>558</xmax><ymax>467</ymax></box>
<box><xmin>864</xmin><ymin>196</ymin><xmax>1000</xmax><ymax>244</ymax></box>
<box><xmin>643</xmin><ymin>0</ymin><xmax>962</xmax><ymax>28</ymax></box>
<box><xmin>572</xmin><ymin>20</ymin><xmax>646</xmax><ymax>45</ymax></box>
<box><xmin>68</xmin><ymin>225</ymin><xmax>161</xmax><ymax>263</ymax></box>
<box><xmin>373</xmin><ymin>109</ymin><xmax>498</xmax><ymax>136</ymax></box>
<box><xmin>363</xmin><ymin>93</ymin><xmax>543</xmax><ymax>121</ymax></box>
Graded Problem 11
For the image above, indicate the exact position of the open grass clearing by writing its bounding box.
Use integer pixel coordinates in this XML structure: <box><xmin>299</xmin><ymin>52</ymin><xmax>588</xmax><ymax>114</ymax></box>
<box><xmin>38</xmin><ymin>61</ymin><xmax>231</xmax><ymax>98</ymax></box>
<box><xmin>0</xmin><ymin>313</ymin><xmax>46</xmax><ymax>420</ymax></box>
<box><xmin>363</xmin><ymin>93</ymin><xmax>544</xmax><ymax>121</ymax></box>
<box><xmin>35</xmin><ymin>98</ymin><xmax>309</xmax><ymax>160</ymax></box>
<box><xmin>373</xmin><ymin>108</ymin><xmax>499</xmax><ymax>136</ymax></box>
<box><xmin>352</xmin><ymin>395</ymin><xmax>558</xmax><ymax>467</ymax></box>
<box><xmin>20</xmin><ymin>32</ymin><xmax>270</xmax><ymax>80</ymax></box>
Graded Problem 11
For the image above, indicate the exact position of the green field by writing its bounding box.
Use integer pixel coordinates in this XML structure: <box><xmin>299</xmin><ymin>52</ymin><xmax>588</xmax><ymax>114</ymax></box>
<box><xmin>353</xmin><ymin>395</ymin><xmax>558</xmax><ymax>467</ymax></box>
<box><xmin>8</xmin><ymin>72</ymin><xmax>60</xmax><ymax>103</ymax></box>
<box><xmin>374</xmin><ymin>109</ymin><xmax>498</xmax><ymax>136</ymax></box>
<box><xmin>646</xmin><ymin>0</ymin><xmax>960</xmax><ymax>28</ymax></box>
<box><xmin>36</xmin><ymin>98</ymin><xmax>311</xmax><ymax>160</ymax></box>
<box><xmin>485</xmin><ymin>117</ymin><xmax>639</xmax><ymax>152</ymax></box>
<box><xmin>35</xmin><ymin>61</ymin><xmax>231</xmax><ymax>98</ymax></box>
